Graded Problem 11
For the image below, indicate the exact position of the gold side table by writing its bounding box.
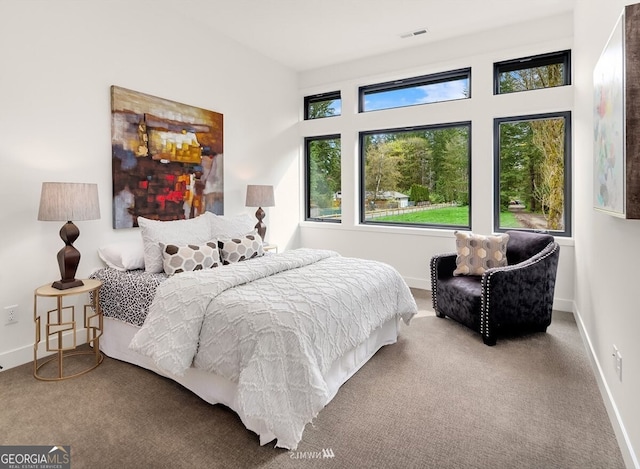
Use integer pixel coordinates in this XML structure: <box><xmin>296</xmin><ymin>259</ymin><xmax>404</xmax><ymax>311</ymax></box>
<box><xmin>33</xmin><ymin>279</ymin><xmax>104</xmax><ymax>381</ymax></box>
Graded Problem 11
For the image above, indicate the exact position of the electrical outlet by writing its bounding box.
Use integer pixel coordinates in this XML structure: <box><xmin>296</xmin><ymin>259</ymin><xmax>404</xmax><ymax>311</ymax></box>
<box><xmin>4</xmin><ymin>305</ymin><xmax>18</xmax><ymax>325</ymax></box>
<box><xmin>612</xmin><ymin>345</ymin><xmax>622</xmax><ymax>382</ymax></box>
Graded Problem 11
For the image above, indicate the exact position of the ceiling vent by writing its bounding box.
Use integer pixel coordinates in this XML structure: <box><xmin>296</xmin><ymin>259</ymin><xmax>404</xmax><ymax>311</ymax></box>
<box><xmin>400</xmin><ymin>28</ymin><xmax>428</xmax><ymax>39</ymax></box>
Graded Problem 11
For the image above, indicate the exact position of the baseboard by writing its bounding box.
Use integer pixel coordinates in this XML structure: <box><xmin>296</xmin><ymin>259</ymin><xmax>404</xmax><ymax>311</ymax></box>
<box><xmin>0</xmin><ymin>328</ymin><xmax>89</xmax><ymax>373</ymax></box>
<box><xmin>553</xmin><ymin>297</ymin><xmax>573</xmax><ymax>313</ymax></box>
<box><xmin>573</xmin><ymin>302</ymin><xmax>639</xmax><ymax>469</ymax></box>
<box><xmin>404</xmin><ymin>276</ymin><xmax>429</xmax><ymax>290</ymax></box>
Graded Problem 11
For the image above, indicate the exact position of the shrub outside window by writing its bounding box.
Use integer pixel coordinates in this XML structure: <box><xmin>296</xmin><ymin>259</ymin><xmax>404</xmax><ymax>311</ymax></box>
<box><xmin>360</xmin><ymin>123</ymin><xmax>471</xmax><ymax>229</ymax></box>
<box><xmin>494</xmin><ymin>112</ymin><xmax>571</xmax><ymax>236</ymax></box>
<box><xmin>494</xmin><ymin>50</ymin><xmax>571</xmax><ymax>94</ymax></box>
<box><xmin>304</xmin><ymin>92</ymin><xmax>341</xmax><ymax>119</ymax></box>
<box><xmin>359</xmin><ymin>68</ymin><xmax>471</xmax><ymax>112</ymax></box>
<box><xmin>305</xmin><ymin>135</ymin><xmax>341</xmax><ymax>222</ymax></box>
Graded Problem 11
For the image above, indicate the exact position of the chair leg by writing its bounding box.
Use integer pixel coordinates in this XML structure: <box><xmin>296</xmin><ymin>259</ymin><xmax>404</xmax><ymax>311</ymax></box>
<box><xmin>482</xmin><ymin>334</ymin><xmax>497</xmax><ymax>346</ymax></box>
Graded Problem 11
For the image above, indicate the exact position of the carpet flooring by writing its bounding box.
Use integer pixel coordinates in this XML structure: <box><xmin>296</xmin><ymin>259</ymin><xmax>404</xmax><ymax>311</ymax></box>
<box><xmin>0</xmin><ymin>289</ymin><xmax>625</xmax><ymax>468</ymax></box>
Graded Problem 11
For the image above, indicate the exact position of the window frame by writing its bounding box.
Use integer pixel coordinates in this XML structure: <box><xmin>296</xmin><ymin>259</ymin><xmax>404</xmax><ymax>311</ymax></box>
<box><xmin>304</xmin><ymin>134</ymin><xmax>342</xmax><ymax>223</ymax></box>
<box><xmin>493</xmin><ymin>111</ymin><xmax>572</xmax><ymax>237</ymax></box>
<box><xmin>358</xmin><ymin>67</ymin><xmax>471</xmax><ymax>113</ymax></box>
<box><xmin>493</xmin><ymin>50</ymin><xmax>571</xmax><ymax>95</ymax></box>
<box><xmin>304</xmin><ymin>91</ymin><xmax>341</xmax><ymax>120</ymax></box>
<box><xmin>359</xmin><ymin>121</ymin><xmax>472</xmax><ymax>230</ymax></box>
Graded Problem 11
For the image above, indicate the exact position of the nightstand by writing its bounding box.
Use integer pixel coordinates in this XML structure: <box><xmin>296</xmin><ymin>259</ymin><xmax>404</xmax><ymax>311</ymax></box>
<box><xmin>33</xmin><ymin>279</ymin><xmax>104</xmax><ymax>381</ymax></box>
<box><xmin>263</xmin><ymin>243</ymin><xmax>279</xmax><ymax>253</ymax></box>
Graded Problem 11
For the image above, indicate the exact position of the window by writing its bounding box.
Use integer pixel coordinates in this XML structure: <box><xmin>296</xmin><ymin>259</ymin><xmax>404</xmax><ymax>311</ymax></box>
<box><xmin>305</xmin><ymin>135</ymin><xmax>341</xmax><ymax>222</ymax></box>
<box><xmin>360</xmin><ymin>123</ymin><xmax>471</xmax><ymax>229</ymax></box>
<box><xmin>359</xmin><ymin>68</ymin><xmax>471</xmax><ymax>112</ymax></box>
<box><xmin>304</xmin><ymin>91</ymin><xmax>341</xmax><ymax>119</ymax></box>
<box><xmin>494</xmin><ymin>50</ymin><xmax>571</xmax><ymax>94</ymax></box>
<box><xmin>494</xmin><ymin>112</ymin><xmax>571</xmax><ymax>236</ymax></box>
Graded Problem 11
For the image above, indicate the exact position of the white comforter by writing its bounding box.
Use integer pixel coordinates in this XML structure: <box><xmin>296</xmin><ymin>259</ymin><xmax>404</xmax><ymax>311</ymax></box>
<box><xmin>130</xmin><ymin>248</ymin><xmax>417</xmax><ymax>449</ymax></box>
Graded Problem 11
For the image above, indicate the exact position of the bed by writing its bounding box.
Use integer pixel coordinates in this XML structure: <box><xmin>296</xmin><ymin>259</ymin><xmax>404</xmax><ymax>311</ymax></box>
<box><xmin>90</xmin><ymin>214</ymin><xmax>417</xmax><ymax>450</ymax></box>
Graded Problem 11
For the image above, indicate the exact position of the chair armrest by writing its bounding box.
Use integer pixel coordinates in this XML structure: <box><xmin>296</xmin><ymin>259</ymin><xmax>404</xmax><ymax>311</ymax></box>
<box><xmin>430</xmin><ymin>252</ymin><xmax>457</xmax><ymax>313</ymax></box>
<box><xmin>430</xmin><ymin>252</ymin><xmax>457</xmax><ymax>280</ymax></box>
<box><xmin>480</xmin><ymin>242</ymin><xmax>560</xmax><ymax>338</ymax></box>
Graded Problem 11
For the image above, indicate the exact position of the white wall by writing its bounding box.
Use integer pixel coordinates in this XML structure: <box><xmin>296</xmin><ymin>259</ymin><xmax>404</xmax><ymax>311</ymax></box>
<box><xmin>0</xmin><ymin>0</ymin><xmax>299</xmax><ymax>369</ymax></box>
<box><xmin>574</xmin><ymin>1</ymin><xmax>640</xmax><ymax>467</ymax></box>
<box><xmin>297</xmin><ymin>14</ymin><xmax>575</xmax><ymax>310</ymax></box>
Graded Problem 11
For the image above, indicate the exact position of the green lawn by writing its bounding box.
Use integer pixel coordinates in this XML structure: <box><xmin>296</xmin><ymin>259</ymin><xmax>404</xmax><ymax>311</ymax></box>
<box><xmin>498</xmin><ymin>210</ymin><xmax>523</xmax><ymax>228</ymax></box>
<box><xmin>373</xmin><ymin>206</ymin><xmax>528</xmax><ymax>228</ymax></box>
<box><xmin>374</xmin><ymin>206</ymin><xmax>469</xmax><ymax>225</ymax></box>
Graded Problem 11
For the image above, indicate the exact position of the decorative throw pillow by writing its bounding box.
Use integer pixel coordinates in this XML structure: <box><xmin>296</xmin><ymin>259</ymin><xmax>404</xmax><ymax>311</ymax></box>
<box><xmin>453</xmin><ymin>231</ymin><xmax>510</xmax><ymax>276</ymax></box>
<box><xmin>138</xmin><ymin>212</ymin><xmax>216</xmax><ymax>273</ymax></box>
<box><xmin>160</xmin><ymin>241</ymin><xmax>221</xmax><ymax>275</ymax></box>
<box><xmin>217</xmin><ymin>231</ymin><xmax>264</xmax><ymax>265</ymax></box>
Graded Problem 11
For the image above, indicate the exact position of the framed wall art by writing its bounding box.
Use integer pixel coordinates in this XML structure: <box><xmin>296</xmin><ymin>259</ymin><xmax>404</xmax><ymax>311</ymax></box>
<box><xmin>110</xmin><ymin>86</ymin><xmax>224</xmax><ymax>229</ymax></box>
<box><xmin>594</xmin><ymin>3</ymin><xmax>640</xmax><ymax>219</ymax></box>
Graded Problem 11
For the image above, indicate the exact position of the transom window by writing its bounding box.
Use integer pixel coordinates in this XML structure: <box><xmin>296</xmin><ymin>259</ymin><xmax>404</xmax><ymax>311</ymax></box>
<box><xmin>494</xmin><ymin>50</ymin><xmax>571</xmax><ymax>94</ymax></box>
<box><xmin>359</xmin><ymin>68</ymin><xmax>471</xmax><ymax>112</ymax></box>
<box><xmin>494</xmin><ymin>112</ymin><xmax>571</xmax><ymax>236</ymax></box>
<box><xmin>360</xmin><ymin>123</ymin><xmax>471</xmax><ymax>229</ymax></box>
<box><xmin>304</xmin><ymin>91</ymin><xmax>341</xmax><ymax>119</ymax></box>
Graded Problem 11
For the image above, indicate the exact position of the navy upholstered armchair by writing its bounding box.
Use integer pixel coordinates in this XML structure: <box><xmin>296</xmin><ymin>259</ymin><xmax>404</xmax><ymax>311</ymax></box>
<box><xmin>430</xmin><ymin>230</ymin><xmax>560</xmax><ymax>346</ymax></box>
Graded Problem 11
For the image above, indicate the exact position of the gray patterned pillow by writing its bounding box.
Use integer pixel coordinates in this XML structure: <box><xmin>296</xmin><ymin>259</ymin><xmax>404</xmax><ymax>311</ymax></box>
<box><xmin>453</xmin><ymin>231</ymin><xmax>509</xmax><ymax>276</ymax></box>
<box><xmin>217</xmin><ymin>231</ymin><xmax>264</xmax><ymax>265</ymax></box>
<box><xmin>160</xmin><ymin>241</ymin><xmax>220</xmax><ymax>275</ymax></box>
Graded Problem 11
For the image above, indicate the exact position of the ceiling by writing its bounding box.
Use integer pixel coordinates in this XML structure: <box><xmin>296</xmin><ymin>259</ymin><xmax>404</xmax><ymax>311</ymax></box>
<box><xmin>191</xmin><ymin>0</ymin><xmax>576</xmax><ymax>71</ymax></box>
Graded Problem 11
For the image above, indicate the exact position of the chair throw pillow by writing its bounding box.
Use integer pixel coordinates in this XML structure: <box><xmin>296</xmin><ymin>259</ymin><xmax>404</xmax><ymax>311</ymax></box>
<box><xmin>160</xmin><ymin>241</ymin><xmax>221</xmax><ymax>275</ymax></box>
<box><xmin>453</xmin><ymin>231</ymin><xmax>510</xmax><ymax>276</ymax></box>
<box><xmin>218</xmin><ymin>231</ymin><xmax>264</xmax><ymax>265</ymax></box>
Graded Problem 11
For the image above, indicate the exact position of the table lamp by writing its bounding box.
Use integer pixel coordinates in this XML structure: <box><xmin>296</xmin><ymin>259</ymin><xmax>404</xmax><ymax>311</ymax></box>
<box><xmin>38</xmin><ymin>182</ymin><xmax>100</xmax><ymax>289</ymax></box>
<box><xmin>245</xmin><ymin>184</ymin><xmax>275</xmax><ymax>241</ymax></box>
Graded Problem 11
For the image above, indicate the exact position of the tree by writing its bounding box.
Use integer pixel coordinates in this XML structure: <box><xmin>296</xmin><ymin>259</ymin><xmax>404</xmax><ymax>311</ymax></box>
<box><xmin>530</xmin><ymin>118</ymin><xmax>565</xmax><ymax>230</ymax></box>
<box><xmin>307</xmin><ymin>100</ymin><xmax>337</xmax><ymax>119</ymax></box>
<box><xmin>364</xmin><ymin>140</ymin><xmax>401</xmax><ymax>201</ymax></box>
<box><xmin>308</xmin><ymin>138</ymin><xmax>340</xmax><ymax>211</ymax></box>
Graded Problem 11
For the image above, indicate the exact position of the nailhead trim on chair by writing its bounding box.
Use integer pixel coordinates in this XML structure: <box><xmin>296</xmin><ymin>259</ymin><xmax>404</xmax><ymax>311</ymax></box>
<box><xmin>430</xmin><ymin>252</ymin><xmax>456</xmax><ymax>316</ymax></box>
<box><xmin>480</xmin><ymin>241</ymin><xmax>559</xmax><ymax>344</ymax></box>
<box><xmin>430</xmin><ymin>256</ymin><xmax>438</xmax><ymax>313</ymax></box>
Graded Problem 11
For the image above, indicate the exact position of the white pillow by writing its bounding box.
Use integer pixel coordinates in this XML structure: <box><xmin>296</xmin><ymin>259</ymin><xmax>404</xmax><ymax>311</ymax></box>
<box><xmin>209</xmin><ymin>213</ymin><xmax>257</xmax><ymax>238</ymax></box>
<box><xmin>98</xmin><ymin>240</ymin><xmax>145</xmax><ymax>271</ymax></box>
<box><xmin>138</xmin><ymin>212</ymin><xmax>216</xmax><ymax>273</ymax></box>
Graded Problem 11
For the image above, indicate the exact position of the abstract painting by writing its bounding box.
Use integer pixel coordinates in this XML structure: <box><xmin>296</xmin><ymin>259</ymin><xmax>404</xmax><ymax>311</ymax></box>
<box><xmin>593</xmin><ymin>4</ymin><xmax>640</xmax><ymax>219</ymax></box>
<box><xmin>594</xmin><ymin>10</ymin><xmax>625</xmax><ymax>216</ymax></box>
<box><xmin>110</xmin><ymin>86</ymin><xmax>224</xmax><ymax>229</ymax></box>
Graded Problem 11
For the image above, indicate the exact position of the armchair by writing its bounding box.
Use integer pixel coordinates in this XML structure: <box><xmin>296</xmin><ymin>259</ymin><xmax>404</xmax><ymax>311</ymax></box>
<box><xmin>430</xmin><ymin>230</ymin><xmax>560</xmax><ymax>346</ymax></box>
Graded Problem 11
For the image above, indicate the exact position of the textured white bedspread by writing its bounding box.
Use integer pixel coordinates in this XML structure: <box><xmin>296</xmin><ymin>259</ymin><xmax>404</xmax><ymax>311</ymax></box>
<box><xmin>130</xmin><ymin>248</ymin><xmax>417</xmax><ymax>449</ymax></box>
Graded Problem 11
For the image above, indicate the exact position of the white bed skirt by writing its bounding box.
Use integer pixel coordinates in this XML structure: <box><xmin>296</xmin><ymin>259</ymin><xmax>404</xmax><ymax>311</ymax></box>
<box><xmin>100</xmin><ymin>315</ymin><xmax>400</xmax><ymax>446</ymax></box>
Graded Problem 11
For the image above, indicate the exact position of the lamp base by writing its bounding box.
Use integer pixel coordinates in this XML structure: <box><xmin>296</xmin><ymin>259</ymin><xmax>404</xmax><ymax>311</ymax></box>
<box><xmin>53</xmin><ymin>221</ymin><xmax>83</xmax><ymax>290</ymax></box>
<box><xmin>52</xmin><ymin>278</ymin><xmax>84</xmax><ymax>290</ymax></box>
<box><xmin>254</xmin><ymin>206</ymin><xmax>267</xmax><ymax>241</ymax></box>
